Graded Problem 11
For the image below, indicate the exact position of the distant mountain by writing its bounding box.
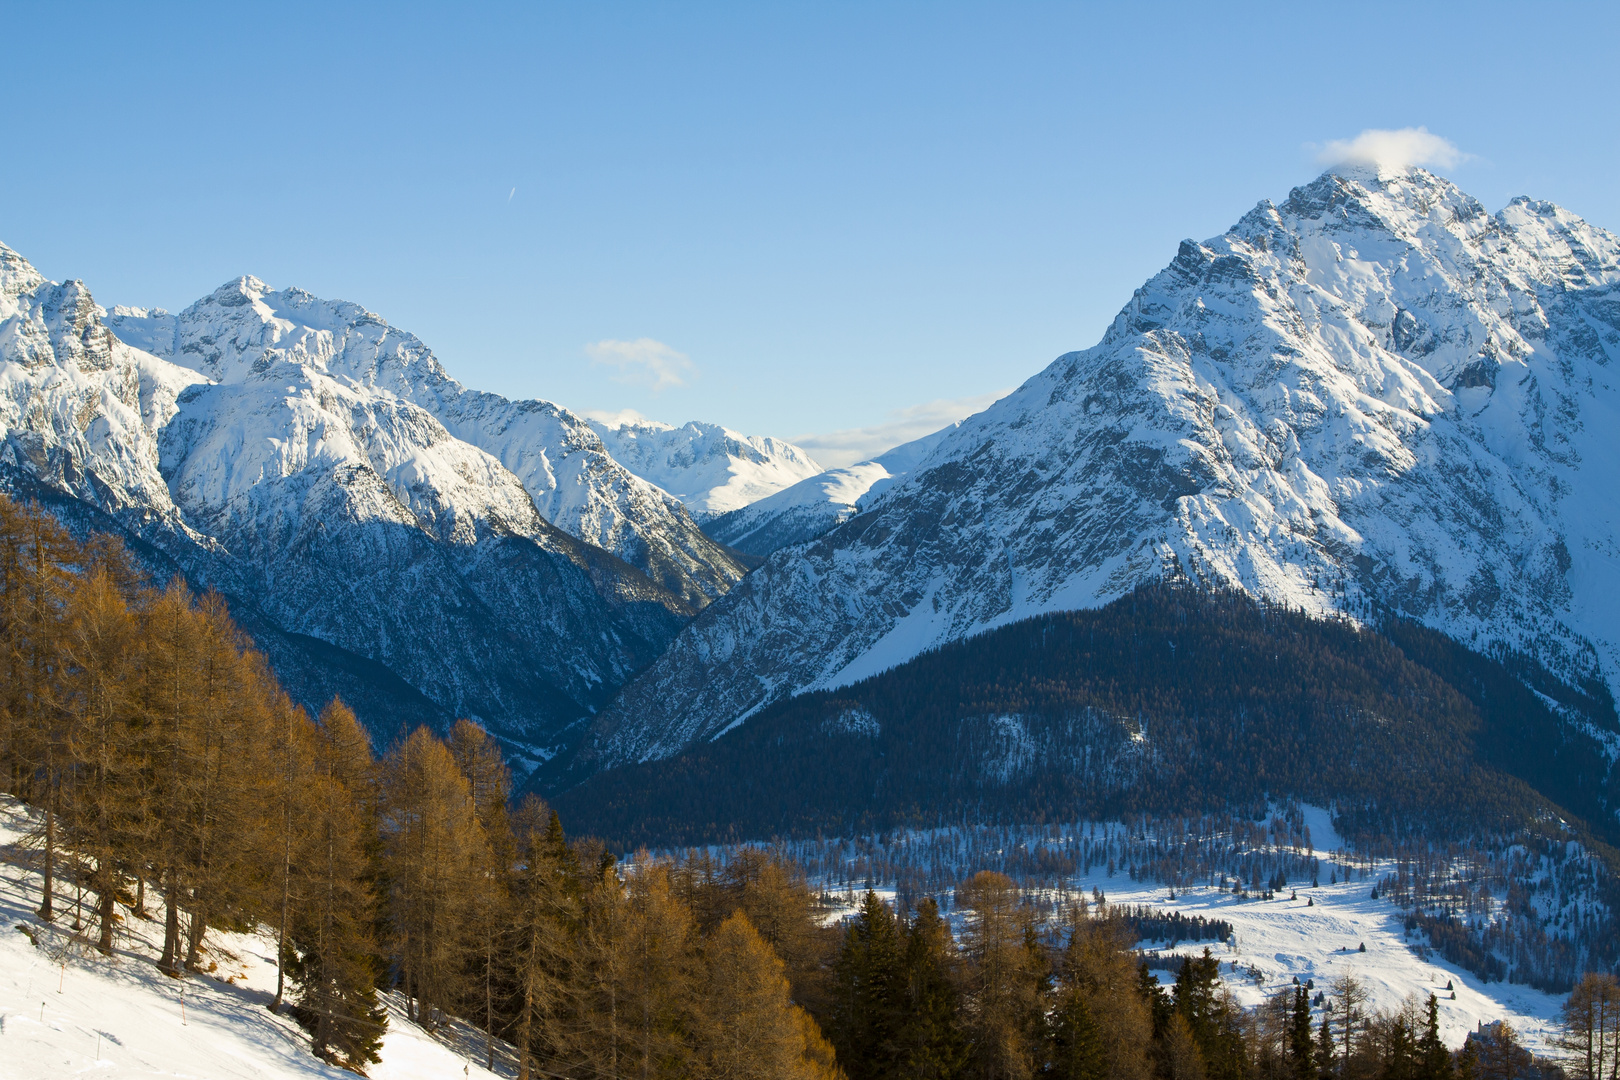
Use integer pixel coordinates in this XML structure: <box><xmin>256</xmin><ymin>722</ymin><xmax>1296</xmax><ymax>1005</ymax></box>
<box><xmin>702</xmin><ymin>422</ymin><xmax>962</xmax><ymax>556</ymax></box>
<box><xmin>563</xmin><ymin>165</ymin><xmax>1620</xmax><ymax>777</ymax></box>
<box><xmin>0</xmin><ymin>246</ymin><xmax>742</xmax><ymax>757</ymax></box>
<box><xmin>587</xmin><ymin>416</ymin><xmax>823</xmax><ymax>520</ymax></box>
<box><xmin>108</xmin><ymin>282</ymin><xmax>745</xmax><ymax>607</ymax></box>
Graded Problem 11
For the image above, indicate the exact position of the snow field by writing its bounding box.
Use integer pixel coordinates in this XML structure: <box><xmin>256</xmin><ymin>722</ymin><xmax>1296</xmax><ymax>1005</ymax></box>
<box><xmin>0</xmin><ymin>796</ymin><xmax>512</xmax><ymax>1079</ymax></box>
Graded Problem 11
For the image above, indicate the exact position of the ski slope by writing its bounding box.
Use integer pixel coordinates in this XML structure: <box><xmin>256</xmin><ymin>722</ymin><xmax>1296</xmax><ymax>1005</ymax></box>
<box><xmin>0</xmin><ymin>796</ymin><xmax>514</xmax><ymax>1079</ymax></box>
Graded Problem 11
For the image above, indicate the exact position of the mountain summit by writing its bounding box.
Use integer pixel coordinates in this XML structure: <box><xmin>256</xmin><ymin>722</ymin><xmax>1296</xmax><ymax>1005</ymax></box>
<box><xmin>570</xmin><ymin>166</ymin><xmax>1620</xmax><ymax>772</ymax></box>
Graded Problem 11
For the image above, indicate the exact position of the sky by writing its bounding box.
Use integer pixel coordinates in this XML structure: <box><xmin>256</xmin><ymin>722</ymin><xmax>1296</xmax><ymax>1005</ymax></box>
<box><xmin>3</xmin><ymin>2</ymin><xmax>1617</xmax><ymax>467</ymax></box>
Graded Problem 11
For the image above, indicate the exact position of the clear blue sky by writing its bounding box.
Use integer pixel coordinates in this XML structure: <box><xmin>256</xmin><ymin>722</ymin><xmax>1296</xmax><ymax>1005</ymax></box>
<box><xmin>4</xmin><ymin>2</ymin><xmax>1616</xmax><ymax>463</ymax></box>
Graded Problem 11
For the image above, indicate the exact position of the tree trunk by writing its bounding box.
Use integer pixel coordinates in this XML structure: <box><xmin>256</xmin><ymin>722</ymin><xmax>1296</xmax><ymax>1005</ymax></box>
<box><xmin>159</xmin><ymin>869</ymin><xmax>182</xmax><ymax>976</ymax></box>
<box><xmin>95</xmin><ymin>870</ymin><xmax>116</xmax><ymax>955</ymax></box>
<box><xmin>37</xmin><ymin>806</ymin><xmax>55</xmax><ymax>921</ymax></box>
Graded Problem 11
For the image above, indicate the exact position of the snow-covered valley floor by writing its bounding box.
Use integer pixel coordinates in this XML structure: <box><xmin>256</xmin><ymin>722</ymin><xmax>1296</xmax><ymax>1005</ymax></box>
<box><xmin>814</xmin><ymin>807</ymin><xmax>1568</xmax><ymax>1055</ymax></box>
<box><xmin>0</xmin><ymin>796</ymin><xmax>514</xmax><ymax>1080</ymax></box>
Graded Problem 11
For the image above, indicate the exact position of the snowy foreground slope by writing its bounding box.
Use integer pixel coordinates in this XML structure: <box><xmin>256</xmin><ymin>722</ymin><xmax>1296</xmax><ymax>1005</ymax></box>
<box><xmin>589</xmin><ymin>415</ymin><xmax>824</xmax><ymax>520</ymax></box>
<box><xmin>0</xmin><ymin>797</ymin><xmax>511</xmax><ymax>1080</ymax></box>
<box><xmin>581</xmin><ymin>165</ymin><xmax>1620</xmax><ymax>768</ymax></box>
<box><xmin>702</xmin><ymin>422</ymin><xmax>962</xmax><ymax>556</ymax></box>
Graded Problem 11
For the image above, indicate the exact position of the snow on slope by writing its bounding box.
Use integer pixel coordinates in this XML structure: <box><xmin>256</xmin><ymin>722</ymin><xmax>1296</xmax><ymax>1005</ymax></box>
<box><xmin>703</xmin><ymin>422</ymin><xmax>963</xmax><ymax>556</ymax></box>
<box><xmin>1</xmin><ymin>244</ymin><xmax>692</xmax><ymax>752</ymax></box>
<box><xmin>107</xmin><ymin>281</ymin><xmax>743</xmax><ymax>606</ymax></box>
<box><xmin>589</xmin><ymin>415</ymin><xmax>823</xmax><ymax>520</ymax></box>
<box><xmin>582</xmin><ymin>165</ymin><xmax>1620</xmax><ymax>768</ymax></box>
<box><xmin>0</xmin><ymin>796</ymin><xmax>511</xmax><ymax>1080</ymax></box>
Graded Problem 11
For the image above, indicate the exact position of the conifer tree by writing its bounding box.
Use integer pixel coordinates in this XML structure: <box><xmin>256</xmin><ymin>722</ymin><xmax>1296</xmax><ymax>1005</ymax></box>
<box><xmin>832</xmin><ymin>890</ymin><xmax>904</xmax><ymax>1080</ymax></box>
<box><xmin>1558</xmin><ymin>974</ymin><xmax>1620</xmax><ymax>1080</ymax></box>
<box><xmin>448</xmin><ymin>718</ymin><xmax>513</xmax><ymax>1069</ymax></box>
<box><xmin>957</xmin><ymin>871</ymin><xmax>1044</xmax><ymax>1080</ymax></box>
<box><xmin>1416</xmin><ymin>995</ymin><xmax>1452</xmax><ymax>1080</ymax></box>
<box><xmin>1289</xmin><ymin>987</ymin><xmax>1315</xmax><ymax>1080</ymax></box>
<box><xmin>894</xmin><ymin>898</ymin><xmax>966</xmax><ymax>1080</ymax></box>
<box><xmin>701</xmin><ymin>910</ymin><xmax>840</xmax><ymax>1080</ymax></box>
<box><xmin>57</xmin><ymin>563</ymin><xmax>144</xmax><ymax>954</ymax></box>
<box><xmin>285</xmin><ymin>706</ymin><xmax>386</xmax><ymax>1073</ymax></box>
<box><xmin>382</xmin><ymin>726</ymin><xmax>488</xmax><ymax>1028</ymax></box>
<box><xmin>1053</xmin><ymin>901</ymin><xmax>1151</xmax><ymax>1080</ymax></box>
<box><xmin>509</xmin><ymin>796</ymin><xmax>581</xmax><ymax>1080</ymax></box>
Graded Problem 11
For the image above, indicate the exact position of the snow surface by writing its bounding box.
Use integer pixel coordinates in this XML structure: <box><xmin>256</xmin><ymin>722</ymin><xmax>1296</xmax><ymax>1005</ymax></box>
<box><xmin>102</xmin><ymin>276</ymin><xmax>743</xmax><ymax>606</ymax></box>
<box><xmin>814</xmin><ymin>805</ymin><xmax>1566</xmax><ymax>1055</ymax></box>
<box><xmin>589</xmin><ymin>416</ymin><xmax>823</xmax><ymax>519</ymax></box>
<box><xmin>703</xmin><ymin>422</ymin><xmax>962</xmax><ymax>555</ymax></box>
<box><xmin>0</xmin><ymin>795</ymin><xmax>513</xmax><ymax>1080</ymax></box>
<box><xmin>589</xmin><ymin>166</ymin><xmax>1620</xmax><ymax>767</ymax></box>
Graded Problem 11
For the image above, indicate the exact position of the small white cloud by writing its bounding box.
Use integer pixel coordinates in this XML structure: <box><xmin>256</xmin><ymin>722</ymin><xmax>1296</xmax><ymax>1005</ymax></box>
<box><xmin>579</xmin><ymin>407</ymin><xmax>651</xmax><ymax>429</ymax></box>
<box><xmin>1314</xmin><ymin>127</ymin><xmax>1469</xmax><ymax>172</ymax></box>
<box><xmin>586</xmin><ymin>338</ymin><xmax>694</xmax><ymax>392</ymax></box>
<box><xmin>794</xmin><ymin>390</ymin><xmax>1012</xmax><ymax>469</ymax></box>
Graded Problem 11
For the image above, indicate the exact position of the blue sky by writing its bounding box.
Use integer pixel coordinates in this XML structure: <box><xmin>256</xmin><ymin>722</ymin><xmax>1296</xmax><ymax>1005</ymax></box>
<box><xmin>4</xmin><ymin>2</ymin><xmax>1617</xmax><ymax>464</ymax></box>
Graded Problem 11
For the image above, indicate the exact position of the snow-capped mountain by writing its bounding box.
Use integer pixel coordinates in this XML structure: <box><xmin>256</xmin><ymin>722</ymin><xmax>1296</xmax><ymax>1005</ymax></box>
<box><xmin>108</xmin><ymin>281</ymin><xmax>744</xmax><ymax>607</ymax></box>
<box><xmin>702</xmin><ymin>422</ymin><xmax>963</xmax><ymax>555</ymax></box>
<box><xmin>588</xmin><ymin>415</ymin><xmax>823</xmax><ymax>520</ymax></box>
<box><xmin>0</xmin><ymin>244</ymin><xmax>730</xmax><ymax>754</ymax></box>
<box><xmin>572</xmin><ymin>165</ymin><xmax>1620</xmax><ymax>771</ymax></box>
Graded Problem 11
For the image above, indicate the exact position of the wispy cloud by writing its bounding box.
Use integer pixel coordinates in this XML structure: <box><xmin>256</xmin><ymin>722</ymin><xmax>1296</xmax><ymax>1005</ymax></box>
<box><xmin>586</xmin><ymin>338</ymin><xmax>695</xmax><ymax>392</ymax></box>
<box><xmin>794</xmin><ymin>390</ymin><xmax>1012</xmax><ymax>469</ymax></box>
<box><xmin>1313</xmin><ymin>127</ymin><xmax>1470</xmax><ymax>172</ymax></box>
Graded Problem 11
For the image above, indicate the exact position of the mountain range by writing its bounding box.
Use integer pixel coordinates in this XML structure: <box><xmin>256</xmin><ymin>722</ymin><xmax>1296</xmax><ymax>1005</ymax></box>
<box><xmin>6</xmin><ymin>163</ymin><xmax>1620</xmax><ymax>813</ymax></box>
<box><xmin>559</xmin><ymin>164</ymin><xmax>1620</xmax><ymax>786</ymax></box>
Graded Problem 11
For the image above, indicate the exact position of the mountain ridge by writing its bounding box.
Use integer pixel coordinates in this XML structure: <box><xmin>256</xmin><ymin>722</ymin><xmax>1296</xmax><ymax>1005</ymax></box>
<box><xmin>565</xmin><ymin>165</ymin><xmax>1620</xmax><ymax>776</ymax></box>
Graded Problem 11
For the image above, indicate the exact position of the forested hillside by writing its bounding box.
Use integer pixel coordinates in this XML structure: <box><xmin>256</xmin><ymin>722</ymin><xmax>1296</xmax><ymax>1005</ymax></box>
<box><xmin>554</xmin><ymin>583</ymin><xmax>1620</xmax><ymax>849</ymax></box>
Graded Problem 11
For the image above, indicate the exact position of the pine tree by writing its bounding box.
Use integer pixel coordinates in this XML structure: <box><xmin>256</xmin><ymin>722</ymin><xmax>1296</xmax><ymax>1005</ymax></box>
<box><xmin>1049</xmin><ymin>986</ymin><xmax>1106</xmax><ymax>1080</ymax></box>
<box><xmin>894</xmin><ymin>898</ymin><xmax>966</xmax><ymax>1080</ymax></box>
<box><xmin>509</xmin><ymin>796</ymin><xmax>581</xmax><ymax>1080</ymax></box>
<box><xmin>1316</xmin><ymin>1016</ymin><xmax>1336</xmax><ymax>1080</ymax></box>
<box><xmin>832</xmin><ymin>890</ymin><xmax>905</xmax><ymax>1080</ymax></box>
<box><xmin>1290</xmin><ymin>987</ymin><xmax>1315</xmax><ymax>1080</ymax></box>
<box><xmin>1416</xmin><ymin>995</ymin><xmax>1452</xmax><ymax>1080</ymax></box>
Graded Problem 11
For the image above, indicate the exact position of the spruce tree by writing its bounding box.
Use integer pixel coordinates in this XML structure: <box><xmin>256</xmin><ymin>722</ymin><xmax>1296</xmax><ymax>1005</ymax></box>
<box><xmin>894</xmin><ymin>898</ymin><xmax>966</xmax><ymax>1080</ymax></box>
<box><xmin>1416</xmin><ymin>995</ymin><xmax>1452</xmax><ymax>1080</ymax></box>
<box><xmin>832</xmin><ymin>890</ymin><xmax>904</xmax><ymax>1079</ymax></box>
<box><xmin>1290</xmin><ymin>986</ymin><xmax>1315</xmax><ymax>1080</ymax></box>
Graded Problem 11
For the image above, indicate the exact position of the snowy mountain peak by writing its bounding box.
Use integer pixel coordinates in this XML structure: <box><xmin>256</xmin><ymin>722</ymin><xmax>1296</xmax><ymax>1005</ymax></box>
<box><xmin>106</xmin><ymin>279</ymin><xmax>744</xmax><ymax>605</ymax></box>
<box><xmin>589</xmin><ymin>415</ymin><xmax>823</xmax><ymax>518</ymax></box>
<box><xmin>576</xmin><ymin>169</ymin><xmax>1620</xmax><ymax>771</ymax></box>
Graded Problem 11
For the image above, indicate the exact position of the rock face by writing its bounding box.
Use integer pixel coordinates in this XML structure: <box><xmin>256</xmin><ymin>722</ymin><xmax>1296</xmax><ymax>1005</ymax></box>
<box><xmin>108</xmin><ymin>280</ymin><xmax>745</xmax><ymax>608</ymax></box>
<box><xmin>702</xmin><ymin>423</ymin><xmax>962</xmax><ymax>556</ymax></box>
<box><xmin>0</xmin><ymin>245</ymin><xmax>739</xmax><ymax>756</ymax></box>
<box><xmin>572</xmin><ymin>166</ymin><xmax>1620</xmax><ymax>774</ymax></box>
<box><xmin>588</xmin><ymin>416</ymin><xmax>823</xmax><ymax>520</ymax></box>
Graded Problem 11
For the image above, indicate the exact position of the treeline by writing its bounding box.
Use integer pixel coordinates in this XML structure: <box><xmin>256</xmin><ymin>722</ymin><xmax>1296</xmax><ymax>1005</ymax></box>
<box><xmin>0</xmin><ymin>494</ymin><xmax>843</xmax><ymax>1076</ymax></box>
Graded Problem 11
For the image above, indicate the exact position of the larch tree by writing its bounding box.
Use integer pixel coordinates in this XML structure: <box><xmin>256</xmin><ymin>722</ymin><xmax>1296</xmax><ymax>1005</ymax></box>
<box><xmin>382</xmin><ymin>725</ymin><xmax>487</xmax><ymax>1029</ymax></box>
